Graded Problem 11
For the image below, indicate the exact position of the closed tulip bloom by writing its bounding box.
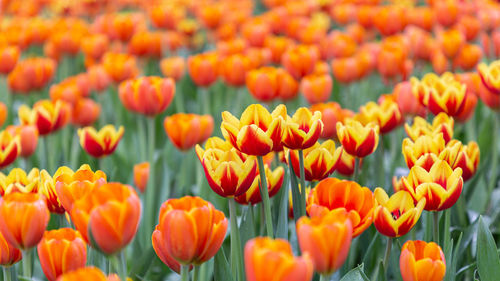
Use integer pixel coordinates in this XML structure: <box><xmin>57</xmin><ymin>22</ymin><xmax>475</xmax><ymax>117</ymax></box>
<box><xmin>219</xmin><ymin>54</ymin><xmax>254</xmax><ymax>87</ymax></box>
<box><xmin>282</xmin><ymin>108</ymin><xmax>323</xmax><ymax>150</ymax></box>
<box><xmin>276</xmin><ymin>68</ymin><xmax>299</xmax><ymax>101</ymax></box>
<box><xmin>0</xmin><ymin>231</ymin><xmax>21</xmax><ymax>267</ymax></box>
<box><xmin>71</xmin><ymin>98</ymin><xmax>101</xmax><ymax>127</ymax></box>
<box><xmin>37</xmin><ymin>228</ymin><xmax>87</xmax><ymax>281</ymax></box>
<box><xmin>245</xmin><ymin>237</ymin><xmax>314</xmax><ymax>281</ymax></box>
<box><xmin>434</xmin><ymin>0</ymin><xmax>459</xmax><ymax>27</ymax></box>
<box><xmin>400</xmin><ymin>240</ymin><xmax>446</xmax><ymax>281</ymax></box>
<box><xmin>401</xmin><ymin>159</ymin><xmax>463</xmax><ymax>211</ymax></box>
<box><xmin>426</xmin><ymin>73</ymin><xmax>467</xmax><ymax>117</ymax></box>
<box><xmin>404</xmin><ymin>113</ymin><xmax>454</xmax><ymax>144</ymax></box>
<box><xmin>402</xmin><ymin>134</ymin><xmax>446</xmax><ymax>169</ymax></box>
<box><xmin>455</xmin><ymin>90</ymin><xmax>477</xmax><ymax>123</ymax></box>
<box><xmin>152</xmin><ymin>196</ymin><xmax>227</xmax><ymax>266</ymax></box>
<box><xmin>336</xmin><ymin>119</ymin><xmax>379</xmax><ymax>158</ymax></box>
<box><xmin>478</xmin><ymin>61</ymin><xmax>500</xmax><ymax>95</ymax></box>
<box><xmin>437</xmin><ymin>29</ymin><xmax>465</xmax><ymax>59</ymax></box>
<box><xmin>81</xmin><ymin>34</ymin><xmax>109</xmax><ymax>61</ymax></box>
<box><xmin>40</xmin><ymin>170</ymin><xmax>65</xmax><ymax>214</ymax></box>
<box><xmin>18</xmin><ymin>100</ymin><xmax>70</xmax><ymax>135</ymax></box>
<box><xmin>78</xmin><ymin>125</ymin><xmax>124</xmax><ymax>158</ymax></box>
<box><xmin>0</xmin><ymin>192</ymin><xmax>50</xmax><ymax>249</ymax></box>
<box><xmin>356</xmin><ymin>100</ymin><xmax>403</xmax><ymax>134</ymax></box>
<box><xmin>195</xmin><ymin>144</ymin><xmax>257</xmax><ymax>198</ymax></box>
<box><xmin>310</xmin><ymin>102</ymin><xmax>354</xmax><ymax>140</ymax></box>
<box><xmin>54</xmin><ymin>164</ymin><xmax>107</xmax><ymax>213</ymax></box>
<box><xmin>56</xmin><ymin>266</ymin><xmax>123</xmax><ymax>281</ymax></box>
<box><xmin>160</xmin><ymin>57</ymin><xmax>185</xmax><ymax>82</ymax></box>
<box><xmin>307</xmin><ymin>178</ymin><xmax>375</xmax><ymax>237</ymax></box>
<box><xmin>8</xmin><ymin>57</ymin><xmax>56</xmax><ymax>94</ymax></box>
<box><xmin>149</xmin><ymin>3</ymin><xmax>186</xmax><ymax>29</ymax></box>
<box><xmin>0</xmin><ymin>46</ymin><xmax>20</xmax><ymax>75</ymax></box>
<box><xmin>71</xmin><ymin>183</ymin><xmax>141</xmax><ymax>255</ymax></box>
<box><xmin>287</xmin><ymin>140</ymin><xmax>342</xmax><ymax>182</ymax></box>
<box><xmin>133</xmin><ymin>162</ymin><xmax>149</xmax><ymax>193</ymax></box>
<box><xmin>128</xmin><ymin>31</ymin><xmax>163</xmax><ymax>58</ymax></box>
<box><xmin>0</xmin><ymin>130</ymin><xmax>20</xmax><ymax>169</ymax></box>
<box><xmin>453</xmin><ymin>44</ymin><xmax>482</xmax><ymax>71</ymax></box>
<box><xmin>296</xmin><ymin>209</ymin><xmax>352</xmax><ymax>275</ymax></box>
<box><xmin>188</xmin><ymin>52</ymin><xmax>219</xmax><ymax>87</ymax></box>
<box><xmin>119</xmin><ymin>76</ymin><xmax>175</xmax><ymax>116</ymax></box>
<box><xmin>221</xmin><ymin>104</ymin><xmax>286</xmax><ymax>155</ymax></box>
<box><xmin>282</xmin><ymin>45</ymin><xmax>319</xmax><ymax>79</ymax></box>
<box><xmin>373</xmin><ymin>188</ymin><xmax>425</xmax><ymax>237</ymax></box>
<box><xmin>87</xmin><ymin>65</ymin><xmax>111</xmax><ymax>93</ymax></box>
<box><xmin>0</xmin><ymin>168</ymin><xmax>40</xmax><ymax>195</ymax></box>
<box><xmin>451</xmin><ymin>141</ymin><xmax>479</xmax><ymax>182</ymax></box>
<box><xmin>246</xmin><ymin>67</ymin><xmax>280</xmax><ymax>102</ymax></box>
<box><xmin>102</xmin><ymin>52</ymin><xmax>138</xmax><ymax>83</ymax></box>
<box><xmin>235</xmin><ymin>166</ymin><xmax>284</xmax><ymax>205</ymax></box>
<box><xmin>264</xmin><ymin>36</ymin><xmax>294</xmax><ymax>64</ymax></box>
<box><xmin>335</xmin><ymin>150</ymin><xmax>356</xmax><ymax>176</ymax></box>
<box><xmin>301</xmin><ymin>73</ymin><xmax>332</xmax><ymax>104</ymax></box>
<box><xmin>164</xmin><ymin>113</ymin><xmax>214</xmax><ymax>151</ymax></box>
<box><xmin>392</xmin><ymin>81</ymin><xmax>427</xmax><ymax>118</ymax></box>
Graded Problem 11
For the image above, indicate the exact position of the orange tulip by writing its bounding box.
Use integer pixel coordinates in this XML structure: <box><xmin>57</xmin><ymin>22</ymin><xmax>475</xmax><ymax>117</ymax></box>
<box><xmin>0</xmin><ymin>130</ymin><xmax>20</xmax><ymax>169</ymax></box>
<box><xmin>102</xmin><ymin>52</ymin><xmax>138</xmax><ymax>83</ymax></box>
<box><xmin>276</xmin><ymin>68</ymin><xmax>299</xmax><ymax>101</ymax></box>
<box><xmin>453</xmin><ymin>44</ymin><xmax>482</xmax><ymax>71</ymax></box>
<box><xmin>287</xmin><ymin>140</ymin><xmax>342</xmax><ymax>182</ymax></box>
<box><xmin>128</xmin><ymin>31</ymin><xmax>163</xmax><ymax>58</ymax></box>
<box><xmin>400</xmin><ymin>240</ymin><xmax>446</xmax><ymax>281</ymax></box>
<box><xmin>373</xmin><ymin>6</ymin><xmax>406</xmax><ymax>36</ymax></box>
<box><xmin>149</xmin><ymin>4</ymin><xmax>186</xmax><ymax>30</ymax></box>
<box><xmin>301</xmin><ymin>73</ymin><xmax>332</xmax><ymax>104</ymax></box>
<box><xmin>0</xmin><ymin>192</ymin><xmax>49</xmax><ymax>249</ymax></box>
<box><xmin>245</xmin><ymin>237</ymin><xmax>314</xmax><ymax>281</ymax></box>
<box><xmin>401</xmin><ymin>159</ymin><xmax>463</xmax><ymax>211</ymax></box>
<box><xmin>133</xmin><ymin>162</ymin><xmax>149</xmax><ymax>193</ymax></box>
<box><xmin>54</xmin><ymin>164</ymin><xmax>107</xmax><ymax>213</ymax></box>
<box><xmin>234</xmin><ymin>165</ymin><xmax>284</xmax><ymax>205</ymax></box>
<box><xmin>49</xmin><ymin>75</ymin><xmax>91</xmax><ymax>106</ymax></box>
<box><xmin>373</xmin><ymin>188</ymin><xmax>425</xmax><ymax>237</ymax></box>
<box><xmin>78</xmin><ymin>125</ymin><xmax>124</xmax><ymax>158</ymax></box>
<box><xmin>434</xmin><ymin>0</ymin><xmax>459</xmax><ymax>27</ymax></box>
<box><xmin>118</xmin><ymin>76</ymin><xmax>175</xmax><ymax>116</ymax></box>
<box><xmin>307</xmin><ymin>178</ymin><xmax>375</xmax><ymax>237</ymax></box>
<box><xmin>81</xmin><ymin>34</ymin><xmax>109</xmax><ymax>62</ymax></box>
<box><xmin>37</xmin><ymin>228</ymin><xmax>87</xmax><ymax>281</ymax></box>
<box><xmin>404</xmin><ymin>113</ymin><xmax>454</xmax><ymax>144</ymax></box>
<box><xmin>0</xmin><ymin>231</ymin><xmax>21</xmax><ymax>267</ymax></box>
<box><xmin>7</xmin><ymin>57</ymin><xmax>56</xmax><ymax>94</ymax></box>
<box><xmin>219</xmin><ymin>54</ymin><xmax>254</xmax><ymax>87</ymax></box>
<box><xmin>18</xmin><ymin>99</ymin><xmax>70</xmax><ymax>135</ymax></box>
<box><xmin>437</xmin><ymin>29</ymin><xmax>465</xmax><ymax>59</ymax></box>
<box><xmin>87</xmin><ymin>65</ymin><xmax>111</xmax><ymax>93</ymax></box>
<box><xmin>310</xmin><ymin>102</ymin><xmax>354</xmax><ymax>140</ymax></box>
<box><xmin>336</xmin><ymin>119</ymin><xmax>379</xmax><ymax>158</ymax></box>
<box><xmin>392</xmin><ymin>81</ymin><xmax>427</xmax><ymax>118</ymax></box>
<box><xmin>431</xmin><ymin>49</ymin><xmax>449</xmax><ymax>75</ymax></box>
<box><xmin>221</xmin><ymin>104</ymin><xmax>286</xmax><ymax>155</ymax></box>
<box><xmin>282</xmin><ymin>45</ymin><xmax>319</xmax><ymax>79</ymax></box>
<box><xmin>71</xmin><ymin>98</ymin><xmax>101</xmax><ymax>127</ymax></box>
<box><xmin>282</xmin><ymin>108</ymin><xmax>323</xmax><ymax>150</ymax></box>
<box><xmin>0</xmin><ymin>46</ymin><xmax>20</xmax><ymax>75</ymax></box>
<box><xmin>320</xmin><ymin>32</ymin><xmax>357</xmax><ymax>60</ymax></box>
<box><xmin>160</xmin><ymin>56</ymin><xmax>186</xmax><ymax>82</ymax></box>
<box><xmin>264</xmin><ymin>36</ymin><xmax>294</xmax><ymax>64</ymax></box>
<box><xmin>71</xmin><ymin>183</ymin><xmax>141</xmax><ymax>255</ymax></box>
<box><xmin>246</xmin><ymin>67</ymin><xmax>299</xmax><ymax>102</ymax></box>
<box><xmin>56</xmin><ymin>266</ymin><xmax>126</xmax><ymax>281</ymax></box>
<box><xmin>188</xmin><ymin>52</ymin><xmax>219</xmax><ymax>87</ymax></box>
<box><xmin>297</xmin><ymin>209</ymin><xmax>352</xmax><ymax>275</ymax></box>
<box><xmin>152</xmin><ymin>196</ymin><xmax>227</xmax><ymax>266</ymax></box>
<box><xmin>164</xmin><ymin>113</ymin><xmax>213</xmax><ymax>151</ymax></box>
<box><xmin>477</xmin><ymin>61</ymin><xmax>500</xmax><ymax>95</ymax></box>
<box><xmin>0</xmin><ymin>168</ymin><xmax>40</xmax><ymax>196</ymax></box>
<box><xmin>0</xmin><ymin>102</ymin><xmax>6</xmax><ymax>128</ymax></box>
<box><xmin>40</xmin><ymin>170</ymin><xmax>65</xmax><ymax>214</ymax></box>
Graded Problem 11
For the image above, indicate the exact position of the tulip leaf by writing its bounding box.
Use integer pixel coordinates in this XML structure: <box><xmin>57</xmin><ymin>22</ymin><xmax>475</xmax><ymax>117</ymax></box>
<box><xmin>240</xmin><ymin>206</ymin><xmax>256</xmax><ymax>250</ymax></box>
<box><xmin>361</xmin><ymin>231</ymin><xmax>381</xmax><ymax>274</ymax></box>
<box><xmin>214</xmin><ymin>247</ymin><xmax>234</xmax><ymax>281</ymax></box>
<box><xmin>339</xmin><ymin>264</ymin><xmax>370</xmax><ymax>281</ymax></box>
<box><xmin>288</xmin><ymin>151</ymin><xmax>302</xmax><ymax>222</ymax></box>
<box><xmin>275</xmin><ymin>172</ymin><xmax>289</xmax><ymax>240</ymax></box>
<box><xmin>129</xmin><ymin>245</ymin><xmax>157</xmax><ymax>280</ymax></box>
<box><xmin>476</xmin><ymin>216</ymin><xmax>500</xmax><ymax>281</ymax></box>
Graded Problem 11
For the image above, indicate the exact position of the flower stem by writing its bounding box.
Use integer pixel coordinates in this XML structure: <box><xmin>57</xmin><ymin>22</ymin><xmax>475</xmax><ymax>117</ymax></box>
<box><xmin>69</xmin><ymin>130</ymin><xmax>80</xmax><ymax>169</ymax></box>
<box><xmin>111</xmin><ymin>251</ymin><xmax>127</xmax><ymax>281</ymax></box>
<box><xmin>433</xmin><ymin>211</ymin><xmax>440</xmax><ymax>245</ymax></box>
<box><xmin>298</xmin><ymin>149</ymin><xmax>307</xmax><ymax>216</ymax></box>
<box><xmin>3</xmin><ymin>266</ymin><xmax>13</xmax><ymax>281</ymax></box>
<box><xmin>229</xmin><ymin>198</ymin><xmax>244</xmax><ymax>281</ymax></box>
<box><xmin>320</xmin><ymin>274</ymin><xmax>330</xmax><ymax>281</ymax></box>
<box><xmin>181</xmin><ymin>265</ymin><xmax>190</xmax><ymax>281</ymax></box>
<box><xmin>21</xmin><ymin>249</ymin><xmax>32</xmax><ymax>279</ymax></box>
<box><xmin>143</xmin><ymin>117</ymin><xmax>156</xmax><ymax>246</ymax></box>
<box><xmin>352</xmin><ymin>157</ymin><xmax>360</xmax><ymax>182</ymax></box>
<box><xmin>192</xmin><ymin>266</ymin><xmax>200</xmax><ymax>281</ymax></box>
<box><xmin>487</xmin><ymin>113</ymin><xmax>499</xmax><ymax>197</ymax></box>
<box><xmin>257</xmin><ymin>156</ymin><xmax>274</xmax><ymax>237</ymax></box>
<box><xmin>383</xmin><ymin>237</ymin><xmax>392</xmax><ymax>270</ymax></box>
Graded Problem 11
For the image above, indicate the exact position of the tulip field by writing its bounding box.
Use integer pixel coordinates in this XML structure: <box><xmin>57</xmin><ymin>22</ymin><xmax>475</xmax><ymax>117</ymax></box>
<box><xmin>2</xmin><ymin>0</ymin><xmax>500</xmax><ymax>280</ymax></box>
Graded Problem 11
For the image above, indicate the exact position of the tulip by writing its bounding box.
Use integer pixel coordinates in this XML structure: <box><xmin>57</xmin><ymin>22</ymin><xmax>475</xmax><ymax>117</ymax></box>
<box><xmin>152</xmin><ymin>196</ymin><xmax>227</xmax><ymax>267</ymax></box>
<box><xmin>37</xmin><ymin>228</ymin><xmax>87</xmax><ymax>281</ymax></box>
<box><xmin>160</xmin><ymin>57</ymin><xmax>185</xmax><ymax>82</ymax></box>
<box><xmin>71</xmin><ymin>98</ymin><xmax>101</xmax><ymax>127</ymax></box>
<box><xmin>118</xmin><ymin>76</ymin><xmax>175</xmax><ymax>116</ymax></box>
<box><xmin>401</xmin><ymin>159</ymin><xmax>463</xmax><ymax>211</ymax></box>
<box><xmin>287</xmin><ymin>140</ymin><xmax>342</xmax><ymax>182</ymax></box>
<box><xmin>300</xmin><ymin>73</ymin><xmax>332</xmax><ymax>104</ymax></box>
<box><xmin>478</xmin><ymin>61</ymin><xmax>500</xmax><ymax>95</ymax></box>
<box><xmin>188</xmin><ymin>52</ymin><xmax>219</xmax><ymax>87</ymax></box>
<box><xmin>451</xmin><ymin>141</ymin><xmax>479</xmax><ymax>182</ymax></box>
<box><xmin>0</xmin><ymin>168</ymin><xmax>40</xmax><ymax>196</ymax></box>
<box><xmin>133</xmin><ymin>162</ymin><xmax>149</xmax><ymax>193</ymax></box>
<box><xmin>245</xmin><ymin>237</ymin><xmax>314</xmax><ymax>281</ymax></box>
<box><xmin>78</xmin><ymin>125</ymin><xmax>124</xmax><ymax>158</ymax></box>
<box><xmin>71</xmin><ymin>183</ymin><xmax>141</xmax><ymax>255</ymax></box>
<box><xmin>276</xmin><ymin>68</ymin><xmax>299</xmax><ymax>101</ymax></box>
<box><xmin>281</xmin><ymin>45</ymin><xmax>319</xmax><ymax>79</ymax></box>
<box><xmin>282</xmin><ymin>107</ymin><xmax>324</xmax><ymax>150</ymax></box>
<box><xmin>373</xmin><ymin>188</ymin><xmax>425</xmax><ymax>237</ymax></box>
<box><xmin>438</xmin><ymin>29</ymin><xmax>465</xmax><ymax>59</ymax></box>
<box><xmin>87</xmin><ymin>65</ymin><xmax>111</xmax><ymax>93</ymax></box>
<box><xmin>0</xmin><ymin>46</ymin><xmax>19</xmax><ymax>75</ymax></box>
<box><xmin>400</xmin><ymin>240</ymin><xmax>446</xmax><ymax>281</ymax></box>
<box><xmin>310</xmin><ymin>102</ymin><xmax>354</xmax><ymax>140</ymax></box>
<box><xmin>40</xmin><ymin>170</ymin><xmax>65</xmax><ymax>214</ymax></box>
<box><xmin>235</xmin><ymin>165</ymin><xmax>284</xmax><ymax>205</ymax></box>
<box><xmin>128</xmin><ymin>31</ymin><xmax>163</xmax><ymax>58</ymax></box>
<box><xmin>296</xmin><ymin>209</ymin><xmax>352</xmax><ymax>276</ymax></box>
<box><xmin>320</xmin><ymin>32</ymin><xmax>357</xmax><ymax>60</ymax></box>
<box><xmin>8</xmin><ymin>57</ymin><xmax>56</xmax><ymax>94</ymax></box>
<box><xmin>149</xmin><ymin>3</ymin><xmax>185</xmax><ymax>29</ymax></box>
<box><xmin>164</xmin><ymin>113</ymin><xmax>214</xmax><ymax>151</ymax></box>
<box><xmin>404</xmin><ymin>113</ymin><xmax>454</xmax><ymax>144</ymax></box>
<box><xmin>102</xmin><ymin>52</ymin><xmax>138</xmax><ymax>83</ymax></box>
<box><xmin>221</xmin><ymin>104</ymin><xmax>286</xmax><ymax>156</ymax></box>
<box><xmin>81</xmin><ymin>34</ymin><xmax>109</xmax><ymax>62</ymax></box>
<box><xmin>392</xmin><ymin>81</ymin><xmax>427</xmax><ymax>118</ymax></box>
<box><xmin>336</xmin><ymin>119</ymin><xmax>379</xmax><ymax>158</ymax></box>
<box><xmin>402</xmin><ymin>134</ymin><xmax>446</xmax><ymax>169</ymax></box>
<box><xmin>53</xmin><ymin>165</ymin><xmax>107</xmax><ymax>215</ymax></box>
<box><xmin>453</xmin><ymin>44</ymin><xmax>482</xmax><ymax>71</ymax></box>
<box><xmin>0</xmin><ymin>192</ymin><xmax>49</xmax><ymax>250</ymax></box>
<box><xmin>0</xmin><ymin>130</ymin><xmax>20</xmax><ymax>169</ymax></box>
<box><xmin>18</xmin><ymin>100</ymin><xmax>70</xmax><ymax>135</ymax></box>
<box><xmin>335</xmin><ymin>149</ymin><xmax>356</xmax><ymax>176</ymax></box>
<box><xmin>356</xmin><ymin>99</ymin><xmax>403</xmax><ymax>134</ymax></box>
<box><xmin>219</xmin><ymin>54</ymin><xmax>254</xmax><ymax>87</ymax></box>
<box><xmin>56</xmin><ymin>266</ymin><xmax>126</xmax><ymax>281</ymax></box>
<box><xmin>307</xmin><ymin>178</ymin><xmax>375</xmax><ymax>237</ymax></box>
<box><xmin>0</xmin><ymin>231</ymin><xmax>21</xmax><ymax>267</ymax></box>
<box><xmin>264</xmin><ymin>36</ymin><xmax>295</xmax><ymax>64</ymax></box>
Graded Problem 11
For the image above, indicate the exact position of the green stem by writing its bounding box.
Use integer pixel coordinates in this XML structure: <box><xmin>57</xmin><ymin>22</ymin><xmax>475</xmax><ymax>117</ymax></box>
<box><xmin>298</xmin><ymin>150</ymin><xmax>307</xmax><ymax>217</ymax></box>
<box><xmin>228</xmin><ymin>199</ymin><xmax>244</xmax><ymax>281</ymax></box>
<box><xmin>433</xmin><ymin>211</ymin><xmax>440</xmax><ymax>245</ymax></box>
<box><xmin>181</xmin><ymin>265</ymin><xmax>190</xmax><ymax>281</ymax></box>
<box><xmin>69</xmin><ymin>130</ymin><xmax>80</xmax><ymax>169</ymax></box>
<box><xmin>352</xmin><ymin>158</ymin><xmax>360</xmax><ymax>182</ymax></box>
<box><xmin>21</xmin><ymin>249</ymin><xmax>32</xmax><ymax>278</ymax></box>
<box><xmin>143</xmin><ymin>117</ymin><xmax>156</xmax><ymax>246</ymax></box>
<box><xmin>3</xmin><ymin>266</ymin><xmax>12</xmax><ymax>281</ymax></box>
<box><xmin>192</xmin><ymin>266</ymin><xmax>200</xmax><ymax>281</ymax></box>
<box><xmin>257</xmin><ymin>156</ymin><xmax>274</xmax><ymax>237</ymax></box>
<box><xmin>97</xmin><ymin>92</ymin><xmax>107</xmax><ymax>127</ymax></box>
<box><xmin>383</xmin><ymin>237</ymin><xmax>392</xmax><ymax>270</ymax></box>
<box><xmin>379</xmin><ymin>135</ymin><xmax>386</xmax><ymax>187</ymax></box>
<box><xmin>175</xmin><ymin>80</ymin><xmax>185</xmax><ymax>113</ymax></box>
<box><xmin>111</xmin><ymin>251</ymin><xmax>127</xmax><ymax>281</ymax></box>
<box><xmin>320</xmin><ymin>274</ymin><xmax>330</xmax><ymax>281</ymax></box>
<box><xmin>200</xmin><ymin>87</ymin><xmax>210</xmax><ymax>115</ymax></box>
<box><xmin>487</xmin><ymin>113</ymin><xmax>499</xmax><ymax>196</ymax></box>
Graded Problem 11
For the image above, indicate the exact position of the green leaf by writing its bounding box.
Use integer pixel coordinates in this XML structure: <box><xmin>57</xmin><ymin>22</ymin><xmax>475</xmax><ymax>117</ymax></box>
<box><xmin>275</xmin><ymin>171</ymin><xmax>289</xmax><ymax>239</ymax></box>
<box><xmin>239</xmin><ymin>206</ymin><xmax>256</xmax><ymax>252</ymax></box>
<box><xmin>476</xmin><ymin>216</ymin><xmax>500</xmax><ymax>281</ymax></box>
<box><xmin>340</xmin><ymin>264</ymin><xmax>370</xmax><ymax>281</ymax></box>
<box><xmin>129</xmin><ymin>245</ymin><xmax>158</xmax><ymax>280</ymax></box>
<box><xmin>361</xmin><ymin>231</ymin><xmax>381</xmax><ymax>274</ymax></box>
<box><xmin>376</xmin><ymin>261</ymin><xmax>388</xmax><ymax>281</ymax></box>
<box><xmin>214</xmin><ymin>247</ymin><xmax>234</xmax><ymax>281</ymax></box>
<box><xmin>288</xmin><ymin>151</ymin><xmax>302</xmax><ymax>222</ymax></box>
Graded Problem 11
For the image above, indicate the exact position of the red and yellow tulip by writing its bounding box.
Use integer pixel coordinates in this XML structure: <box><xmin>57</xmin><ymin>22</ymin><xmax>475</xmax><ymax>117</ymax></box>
<box><xmin>336</xmin><ymin>119</ymin><xmax>379</xmax><ymax>158</ymax></box>
<box><xmin>78</xmin><ymin>125</ymin><xmax>124</xmax><ymax>158</ymax></box>
<box><xmin>478</xmin><ymin>60</ymin><xmax>500</xmax><ymax>95</ymax></box>
<box><xmin>18</xmin><ymin>100</ymin><xmax>70</xmax><ymax>136</ymax></box>
<box><xmin>118</xmin><ymin>76</ymin><xmax>175</xmax><ymax>116</ymax></box>
<box><xmin>282</xmin><ymin>107</ymin><xmax>324</xmax><ymax>150</ymax></box>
